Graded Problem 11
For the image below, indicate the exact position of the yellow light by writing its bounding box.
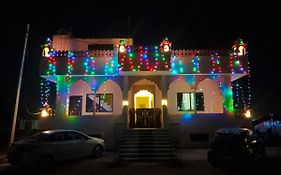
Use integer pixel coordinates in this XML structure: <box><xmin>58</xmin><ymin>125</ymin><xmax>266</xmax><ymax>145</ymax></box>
<box><xmin>42</xmin><ymin>47</ymin><xmax>50</xmax><ymax>57</ymax></box>
<box><xmin>119</xmin><ymin>45</ymin><xmax>126</xmax><ymax>53</ymax></box>
<box><xmin>122</xmin><ymin>100</ymin><xmax>128</xmax><ymax>106</ymax></box>
<box><xmin>161</xmin><ymin>99</ymin><xmax>168</xmax><ymax>106</ymax></box>
<box><xmin>244</xmin><ymin>110</ymin><xmax>251</xmax><ymax>118</ymax></box>
<box><xmin>41</xmin><ymin>109</ymin><xmax>49</xmax><ymax>118</ymax></box>
<box><xmin>163</xmin><ymin>45</ymin><xmax>170</xmax><ymax>52</ymax></box>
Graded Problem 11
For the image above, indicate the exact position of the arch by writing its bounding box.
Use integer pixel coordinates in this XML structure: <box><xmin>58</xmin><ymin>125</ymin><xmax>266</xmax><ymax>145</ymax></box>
<box><xmin>128</xmin><ymin>79</ymin><xmax>162</xmax><ymax>109</ymax></box>
<box><xmin>68</xmin><ymin>80</ymin><xmax>92</xmax><ymax>115</ymax></box>
<box><xmin>197</xmin><ymin>78</ymin><xmax>223</xmax><ymax>113</ymax></box>
<box><xmin>69</xmin><ymin>79</ymin><xmax>92</xmax><ymax>95</ymax></box>
<box><xmin>97</xmin><ymin>79</ymin><xmax>123</xmax><ymax>115</ymax></box>
<box><xmin>167</xmin><ymin>79</ymin><xmax>193</xmax><ymax>115</ymax></box>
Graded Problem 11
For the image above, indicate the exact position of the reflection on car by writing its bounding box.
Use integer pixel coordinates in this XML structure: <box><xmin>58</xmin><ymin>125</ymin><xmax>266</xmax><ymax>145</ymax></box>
<box><xmin>252</xmin><ymin>114</ymin><xmax>281</xmax><ymax>146</ymax></box>
<box><xmin>8</xmin><ymin>130</ymin><xmax>105</xmax><ymax>170</ymax></box>
<box><xmin>208</xmin><ymin>128</ymin><xmax>265</xmax><ymax>164</ymax></box>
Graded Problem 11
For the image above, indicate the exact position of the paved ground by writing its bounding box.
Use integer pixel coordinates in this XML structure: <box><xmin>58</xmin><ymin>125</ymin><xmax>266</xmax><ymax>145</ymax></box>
<box><xmin>0</xmin><ymin>148</ymin><xmax>281</xmax><ymax>175</ymax></box>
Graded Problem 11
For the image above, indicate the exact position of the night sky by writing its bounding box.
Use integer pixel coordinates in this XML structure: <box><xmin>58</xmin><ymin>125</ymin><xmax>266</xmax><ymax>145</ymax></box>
<box><xmin>1</xmin><ymin>1</ymin><xmax>281</xmax><ymax>130</ymax></box>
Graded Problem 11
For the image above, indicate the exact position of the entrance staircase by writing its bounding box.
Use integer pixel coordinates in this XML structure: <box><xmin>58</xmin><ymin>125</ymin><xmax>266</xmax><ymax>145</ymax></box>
<box><xmin>116</xmin><ymin>129</ymin><xmax>177</xmax><ymax>161</ymax></box>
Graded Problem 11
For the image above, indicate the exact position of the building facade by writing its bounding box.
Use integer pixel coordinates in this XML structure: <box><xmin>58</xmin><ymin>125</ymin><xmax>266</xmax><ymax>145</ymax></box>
<box><xmin>39</xmin><ymin>34</ymin><xmax>249</xmax><ymax>148</ymax></box>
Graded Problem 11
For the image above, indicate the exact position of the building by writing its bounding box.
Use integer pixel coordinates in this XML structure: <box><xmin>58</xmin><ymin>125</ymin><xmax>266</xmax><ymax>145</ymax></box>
<box><xmin>38</xmin><ymin>34</ymin><xmax>249</xmax><ymax>148</ymax></box>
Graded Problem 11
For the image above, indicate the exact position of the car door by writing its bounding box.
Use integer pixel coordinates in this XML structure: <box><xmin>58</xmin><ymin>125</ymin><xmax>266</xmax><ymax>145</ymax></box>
<box><xmin>46</xmin><ymin>133</ymin><xmax>72</xmax><ymax>161</ymax></box>
<box><xmin>64</xmin><ymin>132</ymin><xmax>93</xmax><ymax>158</ymax></box>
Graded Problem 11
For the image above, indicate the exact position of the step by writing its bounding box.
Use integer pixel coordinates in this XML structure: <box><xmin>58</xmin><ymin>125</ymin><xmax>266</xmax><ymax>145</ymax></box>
<box><xmin>119</xmin><ymin>148</ymin><xmax>175</xmax><ymax>153</ymax></box>
<box><xmin>119</xmin><ymin>156</ymin><xmax>177</xmax><ymax>161</ymax></box>
<box><xmin>118</xmin><ymin>152</ymin><xmax>176</xmax><ymax>157</ymax></box>
<box><xmin>119</xmin><ymin>144</ymin><xmax>174</xmax><ymax>149</ymax></box>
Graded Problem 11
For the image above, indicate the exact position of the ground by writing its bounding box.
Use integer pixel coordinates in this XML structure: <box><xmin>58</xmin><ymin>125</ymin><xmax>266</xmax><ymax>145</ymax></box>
<box><xmin>1</xmin><ymin>148</ymin><xmax>281</xmax><ymax>175</ymax></box>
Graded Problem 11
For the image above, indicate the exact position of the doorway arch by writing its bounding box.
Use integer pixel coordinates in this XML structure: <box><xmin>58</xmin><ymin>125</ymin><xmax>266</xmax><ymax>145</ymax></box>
<box><xmin>128</xmin><ymin>79</ymin><xmax>162</xmax><ymax>128</ymax></box>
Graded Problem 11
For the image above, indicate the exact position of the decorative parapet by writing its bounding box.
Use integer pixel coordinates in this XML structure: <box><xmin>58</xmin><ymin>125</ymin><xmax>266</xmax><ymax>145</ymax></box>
<box><xmin>49</xmin><ymin>50</ymin><xmax>114</xmax><ymax>57</ymax></box>
<box><xmin>40</xmin><ymin>48</ymin><xmax>248</xmax><ymax>77</ymax></box>
<box><xmin>171</xmin><ymin>49</ymin><xmax>230</xmax><ymax>56</ymax></box>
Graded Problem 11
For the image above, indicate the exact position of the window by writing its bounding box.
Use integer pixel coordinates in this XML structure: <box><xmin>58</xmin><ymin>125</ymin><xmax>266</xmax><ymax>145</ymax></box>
<box><xmin>177</xmin><ymin>92</ymin><xmax>204</xmax><ymax>111</ymax></box>
<box><xmin>64</xmin><ymin>132</ymin><xmax>88</xmax><ymax>140</ymax></box>
<box><xmin>177</xmin><ymin>92</ymin><xmax>195</xmax><ymax>111</ymax></box>
<box><xmin>69</xmin><ymin>96</ymin><xmax>82</xmax><ymax>115</ymax></box>
<box><xmin>96</xmin><ymin>94</ymin><xmax>113</xmax><ymax>112</ymax></box>
<box><xmin>195</xmin><ymin>92</ymin><xmax>205</xmax><ymax>111</ymax></box>
<box><xmin>86</xmin><ymin>94</ymin><xmax>95</xmax><ymax>112</ymax></box>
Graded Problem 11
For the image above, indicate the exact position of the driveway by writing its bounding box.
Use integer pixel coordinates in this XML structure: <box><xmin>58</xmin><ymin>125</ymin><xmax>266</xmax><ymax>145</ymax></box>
<box><xmin>0</xmin><ymin>148</ymin><xmax>281</xmax><ymax>175</ymax></box>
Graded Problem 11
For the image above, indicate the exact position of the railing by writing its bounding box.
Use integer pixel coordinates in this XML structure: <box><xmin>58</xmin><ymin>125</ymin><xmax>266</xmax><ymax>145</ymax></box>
<box><xmin>128</xmin><ymin>108</ymin><xmax>162</xmax><ymax>128</ymax></box>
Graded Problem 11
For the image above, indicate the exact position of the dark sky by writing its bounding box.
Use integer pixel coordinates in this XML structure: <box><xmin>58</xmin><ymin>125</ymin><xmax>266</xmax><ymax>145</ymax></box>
<box><xmin>1</xmin><ymin>1</ymin><xmax>281</xmax><ymax>129</ymax></box>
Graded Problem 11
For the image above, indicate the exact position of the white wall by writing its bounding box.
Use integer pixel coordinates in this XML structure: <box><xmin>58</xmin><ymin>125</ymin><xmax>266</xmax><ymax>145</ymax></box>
<box><xmin>197</xmin><ymin>78</ymin><xmax>223</xmax><ymax>113</ymax></box>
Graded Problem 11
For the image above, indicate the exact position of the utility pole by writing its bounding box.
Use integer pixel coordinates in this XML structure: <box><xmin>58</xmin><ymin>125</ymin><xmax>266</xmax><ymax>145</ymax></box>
<box><xmin>10</xmin><ymin>24</ymin><xmax>30</xmax><ymax>146</ymax></box>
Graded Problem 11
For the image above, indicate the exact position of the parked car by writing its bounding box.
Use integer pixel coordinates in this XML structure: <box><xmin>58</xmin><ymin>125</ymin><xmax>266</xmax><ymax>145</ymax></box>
<box><xmin>8</xmin><ymin>129</ymin><xmax>105</xmax><ymax>170</ymax></box>
<box><xmin>252</xmin><ymin>114</ymin><xmax>281</xmax><ymax>146</ymax></box>
<box><xmin>207</xmin><ymin>128</ymin><xmax>265</xmax><ymax>164</ymax></box>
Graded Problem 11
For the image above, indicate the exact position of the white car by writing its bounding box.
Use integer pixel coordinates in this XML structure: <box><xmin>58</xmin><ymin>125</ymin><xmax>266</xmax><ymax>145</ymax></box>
<box><xmin>8</xmin><ymin>130</ymin><xmax>105</xmax><ymax>170</ymax></box>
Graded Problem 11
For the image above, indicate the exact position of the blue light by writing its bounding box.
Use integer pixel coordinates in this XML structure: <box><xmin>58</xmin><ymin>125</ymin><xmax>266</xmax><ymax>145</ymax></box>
<box><xmin>181</xmin><ymin>113</ymin><xmax>192</xmax><ymax>123</ymax></box>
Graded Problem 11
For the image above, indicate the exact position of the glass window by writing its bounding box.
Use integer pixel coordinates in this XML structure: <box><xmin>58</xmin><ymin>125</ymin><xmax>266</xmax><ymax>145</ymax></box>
<box><xmin>69</xmin><ymin>96</ymin><xmax>82</xmax><ymax>115</ymax></box>
<box><xmin>195</xmin><ymin>92</ymin><xmax>204</xmax><ymax>111</ymax></box>
<box><xmin>86</xmin><ymin>94</ymin><xmax>95</xmax><ymax>112</ymax></box>
<box><xmin>64</xmin><ymin>132</ymin><xmax>87</xmax><ymax>140</ymax></box>
<box><xmin>177</xmin><ymin>92</ymin><xmax>204</xmax><ymax>111</ymax></box>
<box><xmin>96</xmin><ymin>94</ymin><xmax>113</xmax><ymax>112</ymax></box>
<box><xmin>177</xmin><ymin>92</ymin><xmax>194</xmax><ymax>111</ymax></box>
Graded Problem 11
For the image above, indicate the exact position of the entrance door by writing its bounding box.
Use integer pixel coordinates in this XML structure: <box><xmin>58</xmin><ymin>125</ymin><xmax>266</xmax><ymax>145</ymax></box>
<box><xmin>134</xmin><ymin>90</ymin><xmax>154</xmax><ymax>109</ymax></box>
<box><xmin>131</xmin><ymin>90</ymin><xmax>159</xmax><ymax>128</ymax></box>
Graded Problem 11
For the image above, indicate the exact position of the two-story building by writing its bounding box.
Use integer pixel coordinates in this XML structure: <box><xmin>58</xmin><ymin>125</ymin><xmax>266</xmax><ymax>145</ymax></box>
<box><xmin>38</xmin><ymin>34</ymin><xmax>248</xmax><ymax>148</ymax></box>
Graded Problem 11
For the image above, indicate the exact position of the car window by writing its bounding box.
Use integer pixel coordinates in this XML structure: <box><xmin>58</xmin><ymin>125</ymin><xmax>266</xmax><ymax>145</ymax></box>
<box><xmin>64</xmin><ymin>132</ymin><xmax>87</xmax><ymax>140</ymax></box>
<box><xmin>44</xmin><ymin>133</ymin><xmax>65</xmax><ymax>142</ymax></box>
<box><xmin>26</xmin><ymin>132</ymin><xmax>49</xmax><ymax>140</ymax></box>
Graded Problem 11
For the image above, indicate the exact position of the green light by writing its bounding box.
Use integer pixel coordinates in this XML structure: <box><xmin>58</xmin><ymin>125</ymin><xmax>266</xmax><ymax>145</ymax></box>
<box><xmin>129</xmin><ymin>53</ymin><xmax>133</xmax><ymax>57</ymax></box>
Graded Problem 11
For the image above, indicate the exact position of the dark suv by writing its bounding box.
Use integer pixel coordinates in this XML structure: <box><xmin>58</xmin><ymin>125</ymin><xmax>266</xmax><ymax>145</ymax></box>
<box><xmin>208</xmin><ymin>128</ymin><xmax>265</xmax><ymax>163</ymax></box>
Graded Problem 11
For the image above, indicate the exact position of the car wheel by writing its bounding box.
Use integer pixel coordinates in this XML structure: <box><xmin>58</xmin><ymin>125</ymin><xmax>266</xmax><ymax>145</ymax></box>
<box><xmin>37</xmin><ymin>155</ymin><xmax>54</xmax><ymax>171</ymax></box>
<box><xmin>207</xmin><ymin>151</ymin><xmax>219</xmax><ymax>165</ymax></box>
<box><xmin>91</xmin><ymin>145</ymin><xmax>103</xmax><ymax>158</ymax></box>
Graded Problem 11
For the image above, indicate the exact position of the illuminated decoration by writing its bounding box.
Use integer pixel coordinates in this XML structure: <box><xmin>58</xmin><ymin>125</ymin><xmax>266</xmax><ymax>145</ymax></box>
<box><xmin>192</xmin><ymin>55</ymin><xmax>200</xmax><ymax>73</ymax></box>
<box><xmin>84</xmin><ymin>52</ymin><xmax>95</xmax><ymax>75</ymax></box>
<box><xmin>41</xmin><ymin>109</ymin><xmax>49</xmax><ymax>118</ymax></box>
<box><xmin>229</xmin><ymin>54</ymin><xmax>246</xmax><ymax>74</ymax></box>
<box><xmin>105</xmin><ymin>55</ymin><xmax>119</xmax><ymax>76</ymax></box>
<box><xmin>42</xmin><ymin>38</ymin><xmax>52</xmax><ymax>57</ymax></box>
<box><xmin>222</xmin><ymin>84</ymin><xmax>234</xmax><ymax>112</ymax></box>
<box><xmin>211</xmin><ymin>53</ymin><xmax>222</xmax><ymax>74</ymax></box>
<box><xmin>232</xmin><ymin>38</ymin><xmax>247</xmax><ymax>56</ymax></box>
<box><xmin>117</xmin><ymin>39</ymin><xmax>127</xmax><ymax>53</ymax></box>
<box><xmin>67</xmin><ymin>51</ymin><xmax>75</xmax><ymax>75</ymax></box>
<box><xmin>40</xmin><ymin>78</ymin><xmax>51</xmax><ymax>107</ymax></box>
<box><xmin>232</xmin><ymin>76</ymin><xmax>251</xmax><ymax>110</ymax></box>
<box><xmin>160</xmin><ymin>37</ymin><xmax>172</xmax><ymax>52</ymax></box>
<box><xmin>47</xmin><ymin>51</ymin><xmax>56</xmax><ymax>76</ymax></box>
<box><xmin>171</xmin><ymin>56</ymin><xmax>184</xmax><ymax>74</ymax></box>
<box><xmin>40</xmin><ymin>105</ymin><xmax>53</xmax><ymax>118</ymax></box>
<box><xmin>118</xmin><ymin>45</ymin><xmax>171</xmax><ymax>71</ymax></box>
<box><xmin>244</xmin><ymin>109</ymin><xmax>251</xmax><ymax>118</ymax></box>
